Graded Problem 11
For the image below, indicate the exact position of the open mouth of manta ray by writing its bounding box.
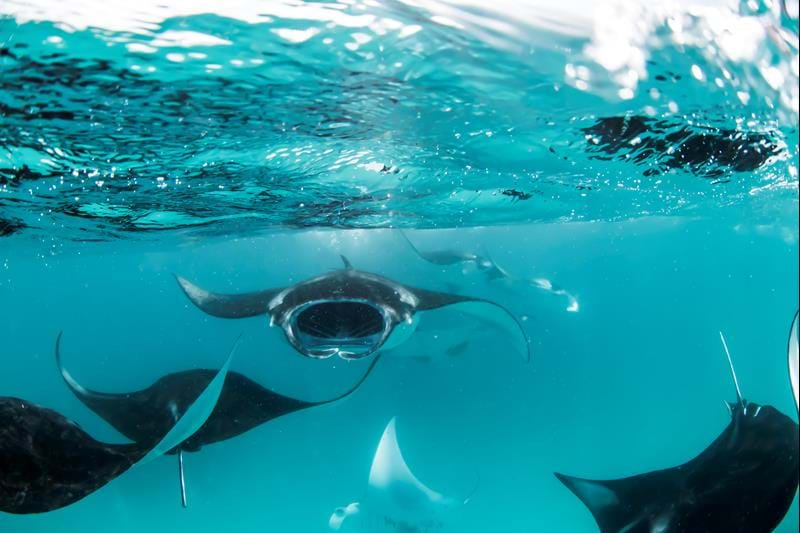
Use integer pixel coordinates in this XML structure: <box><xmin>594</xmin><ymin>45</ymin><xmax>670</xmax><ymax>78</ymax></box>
<box><xmin>285</xmin><ymin>299</ymin><xmax>392</xmax><ymax>360</ymax></box>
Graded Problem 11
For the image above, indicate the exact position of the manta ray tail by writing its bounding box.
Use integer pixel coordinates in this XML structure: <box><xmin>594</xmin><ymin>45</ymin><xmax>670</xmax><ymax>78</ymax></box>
<box><xmin>554</xmin><ymin>473</ymin><xmax>637</xmax><ymax>533</ymax></box>
<box><xmin>718</xmin><ymin>331</ymin><xmax>744</xmax><ymax>408</ymax></box>
<box><xmin>175</xmin><ymin>275</ymin><xmax>281</xmax><ymax>319</ymax></box>
<box><xmin>178</xmin><ymin>449</ymin><xmax>188</xmax><ymax>508</ymax></box>
<box><xmin>321</xmin><ymin>353</ymin><xmax>384</xmax><ymax>404</ymax></box>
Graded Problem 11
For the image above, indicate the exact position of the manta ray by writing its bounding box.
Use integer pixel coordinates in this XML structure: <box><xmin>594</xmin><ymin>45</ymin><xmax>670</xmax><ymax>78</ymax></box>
<box><xmin>55</xmin><ymin>333</ymin><xmax>380</xmax><ymax>508</ymax></box>
<box><xmin>399</xmin><ymin>231</ymin><xmax>579</xmax><ymax>313</ymax></box>
<box><xmin>0</xmin><ymin>343</ymin><xmax>234</xmax><ymax>514</ymax></box>
<box><xmin>555</xmin><ymin>331</ymin><xmax>800</xmax><ymax>533</ymax></box>
<box><xmin>329</xmin><ymin>418</ymin><xmax>475</xmax><ymax>532</ymax></box>
<box><xmin>175</xmin><ymin>255</ymin><xmax>529</xmax><ymax>362</ymax></box>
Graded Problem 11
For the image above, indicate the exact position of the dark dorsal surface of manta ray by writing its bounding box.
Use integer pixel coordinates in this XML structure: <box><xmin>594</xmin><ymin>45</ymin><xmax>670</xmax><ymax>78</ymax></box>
<box><xmin>0</xmin><ymin>397</ymin><xmax>143</xmax><ymax>514</ymax></box>
<box><xmin>399</xmin><ymin>229</ymin><xmax>507</xmax><ymax>280</ymax></box>
<box><xmin>329</xmin><ymin>418</ymin><xmax>475</xmax><ymax>531</ymax></box>
<box><xmin>56</xmin><ymin>333</ymin><xmax>381</xmax><ymax>508</ymax></box>
<box><xmin>555</xmin><ymin>333</ymin><xmax>800</xmax><ymax>533</ymax></box>
<box><xmin>175</xmin><ymin>255</ymin><xmax>530</xmax><ymax>362</ymax></box>
<box><xmin>0</xmin><ymin>346</ymin><xmax>234</xmax><ymax>514</ymax></box>
<box><xmin>55</xmin><ymin>332</ymin><xmax>381</xmax><ymax>454</ymax></box>
<box><xmin>399</xmin><ymin>230</ymin><xmax>579</xmax><ymax>313</ymax></box>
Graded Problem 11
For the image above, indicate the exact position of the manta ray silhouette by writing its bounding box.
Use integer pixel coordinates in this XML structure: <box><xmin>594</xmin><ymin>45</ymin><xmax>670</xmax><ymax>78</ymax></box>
<box><xmin>555</xmin><ymin>332</ymin><xmax>800</xmax><ymax>533</ymax></box>
<box><xmin>329</xmin><ymin>418</ymin><xmax>475</xmax><ymax>532</ymax></box>
<box><xmin>399</xmin><ymin>231</ymin><xmax>579</xmax><ymax>313</ymax></box>
<box><xmin>176</xmin><ymin>255</ymin><xmax>530</xmax><ymax>362</ymax></box>
<box><xmin>55</xmin><ymin>333</ymin><xmax>379</xmax><ymax>508</ymax></box>
<box><xmin>0</xmin><ymin>343</ymin><xmax>234</xmax><ymax>514</ymax></box>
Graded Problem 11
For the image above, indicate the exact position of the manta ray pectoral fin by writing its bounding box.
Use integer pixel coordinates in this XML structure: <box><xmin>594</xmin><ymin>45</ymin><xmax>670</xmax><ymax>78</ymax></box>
<box><xmin>462</xmin><ymin>470</ymin><xmax>481</xmax><ymax>505</ymax></box>
<box><xmin>411</xmin><ymin>289</ymin><xmax>531</xmax><ymax>363</ymax></box>
<box><xmin>555</xmin><ymin>473</ymin><xmax>619</xmax><ymax>508</ymax></box>
<box><xmin>398</xmin><ymin>230</ymin><xmax>435</xmax><ymax>263</ymax></box>
<box><xmin>178</xmin><ymin>449</ymin><xmax>188</xmax><ymax>508</ymax></box>
<box><xmin>411</xmin><ymin>287</ymin><xmax>477</xmax><ymax>311</ymax></box>
<box><xmin>55</xmin><ymin>332</ymin><xmax>110</xmax><ymax>402</ymax></box>
<box><xmin>175</xmin><ymin>275</ymin><xmax>280</xmax><ymax>319</ymax></box>
<box><xmin>137</xmin><ymin>336</ymin><xmax>240</xmax><ymax>466</ymax></box>
<box><xmin>555</xmin><ymin>473</ymin><xmax>628</xmax><ymax>532</ymax></box>
<box><xmin>369</xmin><ymin>418</ymin><xmax>462</xmax><ymax>512</ymax></box>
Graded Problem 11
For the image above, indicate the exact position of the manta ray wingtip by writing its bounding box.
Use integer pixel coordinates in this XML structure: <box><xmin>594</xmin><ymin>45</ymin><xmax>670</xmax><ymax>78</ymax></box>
<box><xmin>53</xmin><ymin>331</ymin><xmax>96</xmax><ymax>399</ymax></box>
<box><xmin>554</xmin><ymin>471</ymin><xmax>619</xmax><ymax>522</ymax></box>
<box><xmin>553</xmin><ymin>471</ymin><xmax>575</xmax><ymax>488</ymax></box>
<box><xmin>174</xmin><ymin>274</ymin><xmax>199</xmax><ymax>296</ymax></box>
<box><xmin>54</xmin><ymin>331</ymin><xmax>65</xmax><ymax>368</ymax></box>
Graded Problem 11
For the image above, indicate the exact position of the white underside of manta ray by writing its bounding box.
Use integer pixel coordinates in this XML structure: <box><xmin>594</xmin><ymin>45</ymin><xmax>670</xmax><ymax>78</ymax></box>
<box><xmin>789</xmin><ymin>311</ymin><xmax>798</xmax><ymax>413</ymax></box>
<box><xmin>329</xmin><ymin>418</ymin><xmax>473</xmax><ymax>532</ymax></box>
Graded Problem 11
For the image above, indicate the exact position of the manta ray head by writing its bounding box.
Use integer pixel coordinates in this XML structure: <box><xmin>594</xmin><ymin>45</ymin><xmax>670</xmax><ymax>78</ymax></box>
<box><xmin>329</xmin><ymin>502</ymin><xmax>361</xmax><ymax>530</ymax></box>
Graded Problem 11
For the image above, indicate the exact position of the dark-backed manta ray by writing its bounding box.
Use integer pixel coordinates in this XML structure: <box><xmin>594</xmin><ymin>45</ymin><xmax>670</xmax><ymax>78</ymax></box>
<box><xmin>329</xmin><ymin>418</ymin><xmax>475</xmax><ymax>532</ymax></box>
<box><xmin>399</xmin><ymin>229</ymin><xmax>508</xmax><ymax>280</ymax></box>
<box><xmin>175</xmin><ymin>255</ymin><xmax>530</xmax><ymax>362</ymax></box>
<box><xmin>399</xmin><ymin>230</ymin><xmax>579</xmax><ymax>313</ymax></box>
<box><xmin>0</xmin><ymin>343</ymin><xmax>234</xmax><ymax>514</ymax></box>
<box><xmin>554</xmin><ymin>332</ymin><xmax>800</xmax><ymax>533</ymax></box>
<box><xmin>55</xmin><ymin>333</ymin><xmax>381</xmax><ymax>508</ymax></box>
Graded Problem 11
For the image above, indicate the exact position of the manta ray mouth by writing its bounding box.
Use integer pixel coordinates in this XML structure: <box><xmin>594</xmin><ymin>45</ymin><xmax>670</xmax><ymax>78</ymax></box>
<box><xmin>286</xmin><ymin>300</ymin><xmax>391</xmax><ymax>359</ymax></box>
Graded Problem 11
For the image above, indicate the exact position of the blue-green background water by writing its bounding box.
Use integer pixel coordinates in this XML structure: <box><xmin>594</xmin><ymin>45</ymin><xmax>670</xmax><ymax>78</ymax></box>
<box><xmin>1</xmin><ymin>0</ymin><xmax>799</xmax><ymax>531</ymax></box>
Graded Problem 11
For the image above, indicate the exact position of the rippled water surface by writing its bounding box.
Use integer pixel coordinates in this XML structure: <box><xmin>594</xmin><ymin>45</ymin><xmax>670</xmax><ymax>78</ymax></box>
<box><xmin>1</xmin><ymin>1</ymin><xmax>798</xmax><ymax>532</ymax></box>
<box><xmin>1</xmin><ymin>0</ymin><xmax>798</xmax><ymax>239</ymax></box>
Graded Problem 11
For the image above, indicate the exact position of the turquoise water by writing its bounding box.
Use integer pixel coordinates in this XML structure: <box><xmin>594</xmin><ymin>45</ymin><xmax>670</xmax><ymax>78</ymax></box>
<box><xmin>1</xmin><ymin>1</ymin><xmax>799</xmax><ymax>532</ymax></box>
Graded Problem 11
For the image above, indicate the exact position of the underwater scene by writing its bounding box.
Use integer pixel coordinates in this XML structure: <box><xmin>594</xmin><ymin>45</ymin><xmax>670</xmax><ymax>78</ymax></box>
<box><xmin>1</xmin><ymin>1</ymin><xmax>799</xmax><ymax>532</ymax></box>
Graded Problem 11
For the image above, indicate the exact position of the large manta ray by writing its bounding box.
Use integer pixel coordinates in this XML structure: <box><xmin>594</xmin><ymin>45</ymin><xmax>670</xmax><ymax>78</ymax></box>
<box><xmin>0</xmin><ymin>346</ymin><xmax>234</xmax><ymax>514</ymax></box>
<box><xmin>399</xmin><ymin>231</ymin><xmax>579</xmax><ymax>313</ymax></box>
<box><xmin>175</xmin><ymin>255</ymin><xmax>530</xmax><ymax>362</ymax></box>
<box><xmin>329</xmin><ymin>418</ymin><xmax>475</xmax><ymax>532</ymax></box>
<box><xmin>55</xmin><ymin>333</ymin><xmax>379</xmax><ymax>508</ymax></box>
<box><xmin>555</xmin><ymin>331</ymin><xmax>800</xmax><ymax>533</ymax></box>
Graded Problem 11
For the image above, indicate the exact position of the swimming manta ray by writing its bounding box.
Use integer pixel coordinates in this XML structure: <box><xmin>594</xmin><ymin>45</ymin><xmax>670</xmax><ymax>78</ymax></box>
<box><xmin>399</xmin><ymin>230</ymin><xmax>579</xmax><ymax>313</ymax></box>
<box><xmin>554</xmin><ymin>331</ymin><xmax>800</xmax><ymax>533</ymax></box>
<box><xmin>788</xmin><ymin>311</ymin><xmax>798</xmax><ymax>413</ymax></box>
<box><xmin>329</xmin><ymin>418</ymin><xmax>474</xmax><ymax>532</ymax></box>
<box><xmin>55</xmin><ymin>333</ymin><xmax>380</xmax><ymax>508</ymax></box>
<box><xmin>175</xmin><ymin>255</ymin><xmax>530</xmax><ymax>362</ymax></box>
<box><xmin>0</xmin><ymin>342</ymin><xmax>235</xmax><ymax>514</ymax></box>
